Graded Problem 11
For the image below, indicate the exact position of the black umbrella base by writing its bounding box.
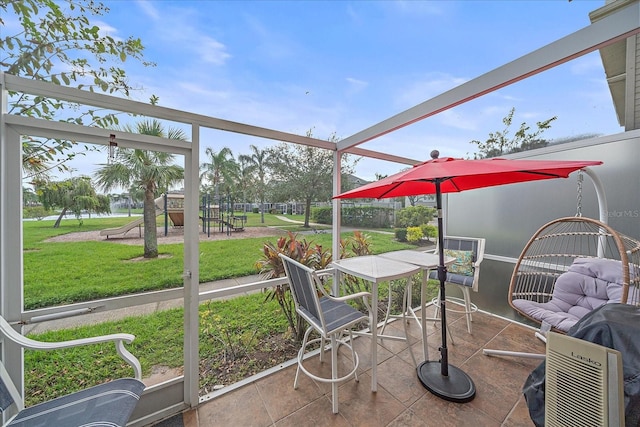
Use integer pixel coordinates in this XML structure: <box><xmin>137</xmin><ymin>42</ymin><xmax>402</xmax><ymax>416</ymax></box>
<box><xmin>417</xmin><ymin>361</ymin><xmax>476</xmax><ymax>403</ymax></box>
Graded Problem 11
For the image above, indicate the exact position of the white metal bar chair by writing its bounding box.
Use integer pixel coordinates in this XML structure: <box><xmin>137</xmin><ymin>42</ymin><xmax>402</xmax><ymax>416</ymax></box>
<box><xmin>429</xmin><ymin>236</ymin><xmax>486</xmax><ymax>334</ymax></box>
<box><xmin>280</xmin><ymin>254</ymin><xmax>371</xmax><ymax>414</ymax></box>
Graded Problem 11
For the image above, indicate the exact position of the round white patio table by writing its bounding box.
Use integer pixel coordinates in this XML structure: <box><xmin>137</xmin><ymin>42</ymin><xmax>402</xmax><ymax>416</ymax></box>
<box><xmin>330</xmin><ymin>255</ymin><xmax>420</xmax><ymax>392</ymax></box>
<box><xmin>377</xmin><ymin>250</ymin><xmax>456</xmax><ymax>364</ymax></box>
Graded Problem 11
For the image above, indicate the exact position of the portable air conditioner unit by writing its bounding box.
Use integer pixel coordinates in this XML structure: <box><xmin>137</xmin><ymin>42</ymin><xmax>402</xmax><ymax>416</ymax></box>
<box><xmin>545</xmin><ymin>332</ymin><xmax>625</xmax><ymax>427</ymax></box>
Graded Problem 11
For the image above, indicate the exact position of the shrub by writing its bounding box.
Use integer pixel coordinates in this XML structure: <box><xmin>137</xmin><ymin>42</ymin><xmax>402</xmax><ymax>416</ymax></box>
<box><xmin>340</xmin><ymin>230</ymin><xmax>372</xmax><ymax>258</ymax></box>
<box><xmin>23</xmin><ymin>206</ymin><xmax>51</xmax><ymax>220</ymax></box>
<box><xmin>255</xmin><ymin>232</ymin><xmax>331</xmax><ymax>342</ymax></box>
<box><xmin>311</xmin><ymin>207</ymin><xmax>332</xmax><ymax>224</ymax></box>
<box><xmin>256</xmin><ymin>231</ymin><xmax>372</xmax><ymax>343</ymax></box>
<box><xmin>252</xmin><ymin>207</ymin><xmax>259</xmax><ymax>213</ymax></box>
<box><xmin>342</xmin><ymin>206</ymin><xmax>393</xmax><ymax>228</ymax></box>
<box><xmin>420</xmin><ymin>224</ymin><xmax>437</xmax><ymax>241</ymax></box>
<box><xmin>338</xmin><ymin>231</ymin><xmax>374</xmax><ymax>313</ymax></box>
<box><xmin>394</xmin><ymin>228</ymin><xmax>407</xmax><ymax>242</ymax></box>
<box><xmin>396</xmin><ymin>206</ymin><xmax>435</xmax><ymax>228</ymax></box>
<box><xmin>406</xmin><ymin>226</ymin><xmax>423</xmax><ymax>243</ymax></box>
<box><xmin>311</xmin><ymin>206</ymin><xmax>394</xmax><ymax>228</ymax></box>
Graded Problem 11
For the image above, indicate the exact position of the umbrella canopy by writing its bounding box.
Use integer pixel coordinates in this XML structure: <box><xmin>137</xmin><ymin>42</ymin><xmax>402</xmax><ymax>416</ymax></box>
<box><xmin>334</xmin><ymin>155</ymin><xmax>603</xmax><ymax>403</ymax></box>
<box><xmin>335</xmin><ymin>157</ymin><xmax>603</xmax><ymax>200</ymax></box>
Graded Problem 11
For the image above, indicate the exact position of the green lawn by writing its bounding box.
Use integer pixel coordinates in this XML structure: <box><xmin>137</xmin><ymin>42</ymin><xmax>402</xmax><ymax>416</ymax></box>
<box><xmin>23</xmin><ymin>216</ymin><xmax>412</xmax><ymax>309</ymax></box>
<box><xmin>24</xmin><ymin>293</ymin><xmax>291</xmax><ymax>406</ymax></box>
<box><xmin>21</xmin><ymin>215</ymin><xmax>419</xmax><ymax>405</ymax></box>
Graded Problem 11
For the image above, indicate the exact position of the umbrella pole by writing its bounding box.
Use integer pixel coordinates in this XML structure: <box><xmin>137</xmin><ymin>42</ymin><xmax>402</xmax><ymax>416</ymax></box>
<box><xmin>417</xmin><ymin>180</ymin><xmax>476</xmax><ymax>403</ymax></box>
<box><xmin>436</xmin><ymin>199</ymin><xmax>449</xmax><ymax>376</ymax></box>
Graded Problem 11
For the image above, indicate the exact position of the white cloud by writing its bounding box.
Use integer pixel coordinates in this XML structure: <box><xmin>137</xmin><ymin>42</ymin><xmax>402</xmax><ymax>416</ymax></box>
<box><xmin>135</xmin><ymin>4</ymin><xmax>232</xmax><ymax>67</ymax></box>
<box><xmin>386</xmin><ymin>1</ymin><xmax>447</xmax><ymax>16</ymax></box>
<box><xmin>394</xmin><ymin>72</ymin><xmax>469</xmax><ymax>108</ymax></box>
<box><xmin>519</xmin><ymin>111</ymin><xmax>539</xmax><ymax>120</ymax></box>
<box><xmin>135</xmin><ymin>0</ymin><xmax>160</xmax><ymax>21</ymax></box>
<box><xmin>200</xmin><ymin>37</ymin><xmax>232</xmax><ymax>65</ymax></box>
<box><xmin>570</xmin><ymin>54</ymin><xmax>605</xmax><ymax>76</ymax></box>
<box><xmin>93</xmin><ymin>20</ymin><xmax>120</xmax><ymax>41</ymax></box>
<box><xmin>346</xmin><ymin>4</ymin><xmax>362</xmax><ymax>25</ymax></box>
<box><xmin>176</xmin><ymin>82</ymin><xmax>231</xmax><ymax>101</ymax></box>
<box><xmin>437</xmin><ymin>110</ymin><xmax>478</xmax><ymax>131</ymax></box>
<box><xmin>242</xmin><ymin>14</ymin><xmax>295</xmax><ymax>61</ymax></box>
<box><xmin>345</xmin><ymin>77</ymin><xmax>368</xmax><ymax>95</ymax></box>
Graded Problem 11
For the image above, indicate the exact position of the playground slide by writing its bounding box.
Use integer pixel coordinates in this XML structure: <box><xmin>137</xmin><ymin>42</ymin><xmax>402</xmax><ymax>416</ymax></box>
<box><xmin>100</xmin><ymin>196</ymin><xmax>165</xmax><ymax>238</ymax></box>
<box><xmin>168</xmin><ymin>212</ymin><xmax>184</xmax><ymax>227</ymax></box>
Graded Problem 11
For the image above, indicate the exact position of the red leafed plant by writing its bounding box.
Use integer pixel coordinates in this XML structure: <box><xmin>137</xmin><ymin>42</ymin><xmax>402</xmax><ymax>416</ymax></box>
<box><xmin>256</xmin><ymin>231</ymin><xmax>370</xmax><ymax>342</ymax></box>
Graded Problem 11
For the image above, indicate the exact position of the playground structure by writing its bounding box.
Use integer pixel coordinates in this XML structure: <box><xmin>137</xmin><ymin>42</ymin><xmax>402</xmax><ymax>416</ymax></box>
<box><xmin>163</xmin><ymin>193</ymin><xmax>185</xmax><ymax>227</ymax></box>
<box><xmin>201</xmin><ymin>194</ymin><xmax>246</xmax><ymax>236</ymax></box>
<box><xmin>100</xmin><ymin>193</ymin><xmax>246</xmax><ymax>238</ymax></box>
<box><xmin>99</xmin><ymin>195</ymin><xmax>165</xmax><ymax>238</ymax></box>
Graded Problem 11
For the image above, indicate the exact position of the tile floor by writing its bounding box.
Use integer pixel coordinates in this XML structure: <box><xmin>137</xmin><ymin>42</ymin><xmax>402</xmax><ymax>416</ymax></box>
<box><xmin>155</xmin><ymin>306</ymin><xmax>545</xmax><ymax>426</ymax></box>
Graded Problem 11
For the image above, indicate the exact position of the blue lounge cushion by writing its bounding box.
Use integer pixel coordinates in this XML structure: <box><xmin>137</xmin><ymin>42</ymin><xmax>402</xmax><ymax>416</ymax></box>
<box><xmin>7</xmin><ymin>378</ymin><xmax>145</xmax><ymax>427</ymax></box>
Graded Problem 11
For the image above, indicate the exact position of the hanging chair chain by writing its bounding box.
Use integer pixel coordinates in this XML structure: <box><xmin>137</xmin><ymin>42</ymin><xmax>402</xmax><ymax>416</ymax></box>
<box><xmin>576</xmin><ymin>170</ymin><xmax>583</xmax><ymax>217</ymax></box>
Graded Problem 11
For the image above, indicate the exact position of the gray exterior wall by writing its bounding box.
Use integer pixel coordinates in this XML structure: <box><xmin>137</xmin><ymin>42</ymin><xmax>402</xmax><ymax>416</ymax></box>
<box><xmin>444</xmin><ymin>131</ymin><xmax>640</xmax><ymax>319</ymax></box>
<box><xmin>634</xmin><ymin>34</ymin><xmax>640</xmax><ymax>128</ymax></box>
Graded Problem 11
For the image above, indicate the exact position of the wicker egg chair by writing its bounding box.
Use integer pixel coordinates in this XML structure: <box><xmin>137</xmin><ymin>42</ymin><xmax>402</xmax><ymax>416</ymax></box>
<box><xmin>484</xmin><ymin>216</ymin><xmax>640</xmax><ymax>359</ymax></box>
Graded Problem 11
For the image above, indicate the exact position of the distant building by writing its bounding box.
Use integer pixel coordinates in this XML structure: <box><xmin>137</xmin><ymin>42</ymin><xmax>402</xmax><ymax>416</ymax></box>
<box><xmin>343</xmin><ymin>174</ymin><xmax>371</xmax><ymax>190</ymax></box>
<box><xmin>407</xmin><ymin>194</ymin><xmax>437</xmax><ymax>208</ymax></box>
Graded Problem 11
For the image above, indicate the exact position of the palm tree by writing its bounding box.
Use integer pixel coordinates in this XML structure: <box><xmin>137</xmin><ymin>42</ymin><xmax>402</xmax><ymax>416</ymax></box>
<box><xmin>94</xmin><ymin>119</ymin><xmax>185</xmax><ymax>258</ymax></box>
<box><xmin>239</xmin><ymin>145</ymin><xmax>270</xmax><ymax>223</ymax></box>
<box><xmin>236</xmin><ymin>155</ymin><xmax>254</xmax><ymax>214</ymax></box>
<box><xmin>200</xmin><ymin>147</ymin><xmax>238</xmax><ymax>206</ymax></box>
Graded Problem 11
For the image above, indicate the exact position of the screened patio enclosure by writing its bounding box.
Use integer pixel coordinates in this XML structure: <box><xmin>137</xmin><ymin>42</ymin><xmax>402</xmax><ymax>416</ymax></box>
<box><xmin>1</xmin><ymin>0</ymin><xmax>640</xmax><ymax>425</ymax></box>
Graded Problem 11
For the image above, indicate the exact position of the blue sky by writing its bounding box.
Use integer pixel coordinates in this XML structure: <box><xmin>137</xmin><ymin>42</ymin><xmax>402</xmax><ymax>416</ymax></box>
<box><xmin>60</xmin><ymin>1</ymin><xmax>624</xmax><ymax>180</ymax></box>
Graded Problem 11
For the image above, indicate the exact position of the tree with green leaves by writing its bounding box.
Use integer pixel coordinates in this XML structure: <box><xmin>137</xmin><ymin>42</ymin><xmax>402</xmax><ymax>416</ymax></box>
<box><xmin>199</xmin><ymin>147</ymin><xmax>239</xmax><ymax>205</ymax></box>
<box><xmin>94</xmin><ymin>120</ymin><xmax>185</xmax><ymax>258</ymax></box>
<box><xmin>235</xmin><ymin>155</ymin><xmax>254</xmax><ymax>214</ymax></box>
<box><xmin>1</xmin><ymin>0</ymin><xmax>154</xmax><ymax>180</ymax></box>
<box><xmin>22</xmin><ymin>186</ymin><xmax>38</xmax><ymax>207</ymax></box>
<box><xmin>267</xmin><ymin>131</ymin><xmax>357</xmax><ymax>228</ymax></box>
<box><xmin>239</xmin><ymin>145</ymin><xmax>270</xmax><ymax>223</ymax></box>
<box><xmin>34</xmin><ymin>176</ymin><xmax>110</xmax><ymax>228</ymax></box>
<box><xmin>470</xmin><ymin>108</ymin><xmax>556</xmax><ymax>159</ymax></box>
<box><xmin>395</xmin><ymin>205</ymin><xmax>436</xmax><ymax>228</ymax></box>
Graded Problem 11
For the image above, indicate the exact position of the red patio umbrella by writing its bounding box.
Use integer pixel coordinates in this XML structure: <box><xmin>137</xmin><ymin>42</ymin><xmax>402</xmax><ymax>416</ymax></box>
<box><xmin>335</xmin><ymin>153</ymin><xmax>603</xmax><ymax>403</ymax></box>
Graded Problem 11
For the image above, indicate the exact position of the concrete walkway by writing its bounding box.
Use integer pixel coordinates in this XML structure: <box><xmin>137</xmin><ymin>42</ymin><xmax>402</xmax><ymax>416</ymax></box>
<box><xmin>274</xmin><ymin>215</ymin><xmax>318</xmax><ymax>225</ymax></box>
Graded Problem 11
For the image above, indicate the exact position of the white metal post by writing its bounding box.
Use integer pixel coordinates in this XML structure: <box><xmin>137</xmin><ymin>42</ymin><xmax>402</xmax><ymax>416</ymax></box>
<box><xmin>0</xmin><ymin>73</ymin><xmax>26</xmax><ymax>399</ymax></box>
<box><xmin>332</xmin><ymin>151</ymin><xmax>342</xmax><ymax>296</ymax></box>
<box><xmin>183</xmin><ymin>124</ymin><xmax>200</xmax><ymax>407</ymax></box>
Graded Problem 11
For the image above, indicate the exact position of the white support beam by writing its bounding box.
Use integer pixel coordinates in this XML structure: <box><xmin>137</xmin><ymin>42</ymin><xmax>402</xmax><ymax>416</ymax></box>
<box><xmin>0</xmin><ymin>75</ymin><xmax>26</xmax><ymax>398</ymax></box>
<box><xmin>5</xmin><ymin>114</ymin><xmax>192</xmax><ymax>155</ymax></box>
<box><xmin>3</xmin><ymin>74</ymin><xmax>422</xmax><ymax>165</ymax></box>
<box><xmin>331</xmin><ymin>152</ymin><xmax>342</xmax><ymax>297</ymax></box>
<box><xmin>183</xmin><ymin>124</ymin><xmax>200</xmax><ymax>408</ymax></box>
<box><xmin>624</xmin><ymin>34</ymin><xmax>638</xmax><ymax>130</ymax></box>
<box><xmin>338</xmin><ymin>1</ymin><xmax>640</xmax><ymax>151</ymax></box>
<box><xmin>346</xmin><ymin>146</ymin><xmax>420</xmax><ymax>166</ymax></box>
<box><xmin>3</xmin><ymin>73</ymin><xmax>334</xmax><ymax>151</ymax></box>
